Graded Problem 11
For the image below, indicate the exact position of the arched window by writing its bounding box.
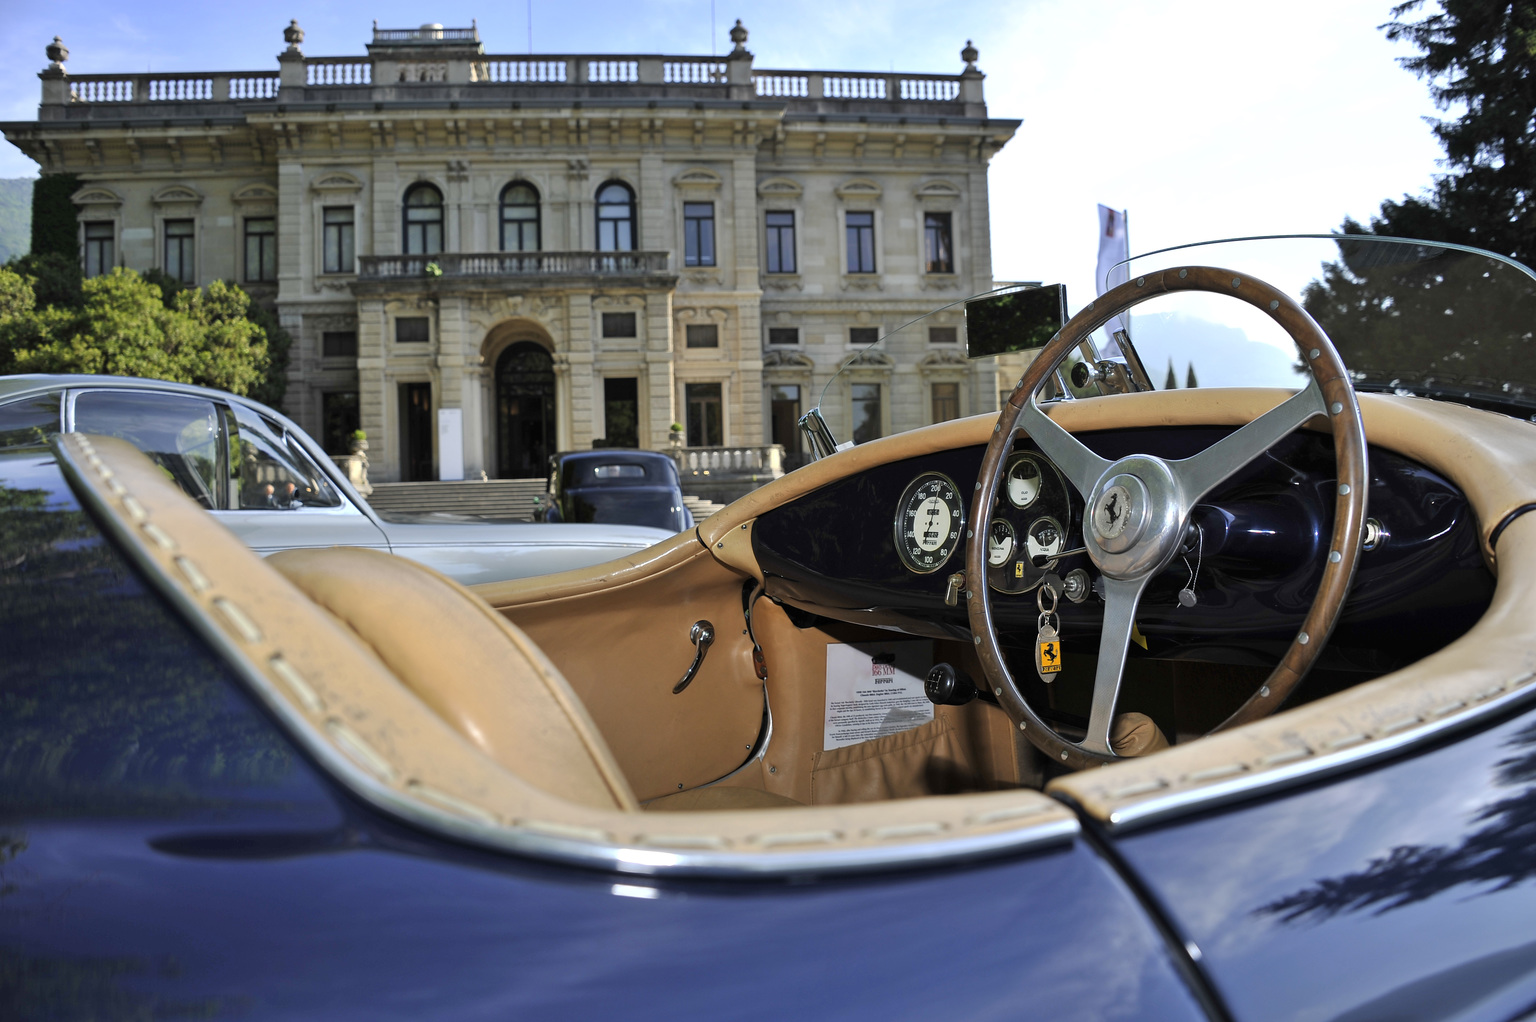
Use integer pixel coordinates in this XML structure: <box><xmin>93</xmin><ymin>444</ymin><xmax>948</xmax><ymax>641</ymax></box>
<box><xmin>402</xmin><ymin>183</ymin><xmax>443</xmax><ymax>255</ymax></box>
<box><xmin>499</xmin><ymin>182</ymin><xmax>541</xmax><ymax>252</ymax></box>
<box><xmin>596</xmin><ymin>181</ymin><xmax>636</xmax><ymax>252</ymax></box>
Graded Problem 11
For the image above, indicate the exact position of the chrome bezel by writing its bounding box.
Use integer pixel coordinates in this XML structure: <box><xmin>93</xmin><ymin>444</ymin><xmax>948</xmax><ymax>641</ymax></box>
<box><xmin>1025</xmin><ymin>515</ymin><xmax>1068</xmax><ymax>573</ymax></box>
<box><xmin>894</xmin><ymin>471</ymin><xmax>967</xmax><ymax>575</ymax></box>
<box><xmin>985</xmin><ymin>517</ymin><xmax>1016</xmax><ymax>568</ymax></box>
<box><xmin>1004</xmin><ymin>452</ymin><xmax>1054</xmax><ymax>510</ymax></box>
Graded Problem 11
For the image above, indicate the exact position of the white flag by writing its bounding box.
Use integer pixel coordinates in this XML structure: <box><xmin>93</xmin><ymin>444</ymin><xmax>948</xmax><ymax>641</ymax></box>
<box><xmin>1096</xmin><ymin>205</ymin><xmax>1129</xmax><ymax>354</ymax></box>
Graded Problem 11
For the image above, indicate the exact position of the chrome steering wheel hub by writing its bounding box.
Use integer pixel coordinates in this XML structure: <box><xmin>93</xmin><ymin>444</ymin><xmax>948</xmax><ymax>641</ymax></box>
<box><xmin>1084</xmin><ymin>458</ymin><xmax>1185</xmax><ymax>578</ymax></box>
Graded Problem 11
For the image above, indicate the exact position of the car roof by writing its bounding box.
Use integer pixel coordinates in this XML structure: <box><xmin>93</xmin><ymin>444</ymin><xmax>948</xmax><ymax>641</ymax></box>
<box><xmin>0</xmin><ymin>373</ymin><xmax>266</xmax><ymax>409</ymax></box>
<box><xmin>553</xmin><ymin>449</ymin><xmax>675</xmax><ymax>464</ymax></box>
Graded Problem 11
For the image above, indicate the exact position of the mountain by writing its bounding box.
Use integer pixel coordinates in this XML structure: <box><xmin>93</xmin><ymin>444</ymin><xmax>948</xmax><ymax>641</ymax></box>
<box><xmin>0</xmin><ymin>179</ymin><xmax>34</xmax><ymax>263</ymax></box>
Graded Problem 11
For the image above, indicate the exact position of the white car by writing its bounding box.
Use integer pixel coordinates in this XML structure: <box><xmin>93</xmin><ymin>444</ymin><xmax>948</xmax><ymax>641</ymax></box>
<box><xmin>0</xmin><ymin>374</ymin><xmax>672</xmax><ymax>585</ymax></box>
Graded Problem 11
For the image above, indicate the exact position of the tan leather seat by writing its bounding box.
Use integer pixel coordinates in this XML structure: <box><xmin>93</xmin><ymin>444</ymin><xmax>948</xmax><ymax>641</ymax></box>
<box><xmin>268</xmin><ymin>547</ymin><xmax>796</xmax><ymax>814</ymax></box>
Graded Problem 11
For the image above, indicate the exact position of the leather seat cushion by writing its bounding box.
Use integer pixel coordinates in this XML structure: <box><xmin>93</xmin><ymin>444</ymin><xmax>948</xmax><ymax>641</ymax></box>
<box><xmin>268</xmin><ymin>547</ymin><xmax>638</xmax><ymax>811</ymax></box>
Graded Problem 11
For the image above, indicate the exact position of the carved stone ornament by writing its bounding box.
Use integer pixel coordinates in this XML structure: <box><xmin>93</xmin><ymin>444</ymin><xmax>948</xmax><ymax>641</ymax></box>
<box><xmin>920</xmin><ymin>349</ymin><xmax>970</xmax><ymax>369</ymax></box>
<box><xmin>842</xmin><ymin>349</ymin><xmax>894</xmax><ymax>369</ymax></box>
<box><xmin>284</xmin><ymin>20</ymin><xmax>305</xmax><ymax>53</ymax></box>
<box><xmin>961</xmin><ymin>40</ymin><xmax>979</xmax><ymax>71</ymax></box>
<box><xmin>729</xmin><ymin>20</ymin><xmax>749</xmax><ymax>56</ymax></box>
<box><xmin>46</xmin><ymin>36</ymin><xmax>68</xmax><ymax>68</ymax></box>
<box><xmin>763</xmin><ymin>349</ymin><xmax>813</xmax><ymax>369</ymax></box>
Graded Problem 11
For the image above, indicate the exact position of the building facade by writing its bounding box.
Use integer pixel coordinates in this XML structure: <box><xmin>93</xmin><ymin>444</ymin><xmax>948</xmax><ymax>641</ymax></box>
<box><xmin>3</xmin><ymin>23</ymin><xmax>1019</xmax><ymax>483</ymax></box>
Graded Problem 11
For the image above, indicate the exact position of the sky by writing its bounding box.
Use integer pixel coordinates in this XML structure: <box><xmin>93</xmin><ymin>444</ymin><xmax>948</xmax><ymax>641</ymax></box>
<box><xmin>0</xmin><ymin>0</ymin><xmax>1447</xmax><ymax>307</ymax></box>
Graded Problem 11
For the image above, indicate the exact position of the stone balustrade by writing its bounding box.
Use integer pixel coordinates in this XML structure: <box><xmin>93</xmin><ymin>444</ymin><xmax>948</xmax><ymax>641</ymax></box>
<box><xmin>357</xmin><ymin>251</ymin><xmax>672</xmax><ymax>280</ymax></box>
<box><xmin>671</xmin><ymin>445</ymin><xmax>788</xmax><ymax>504</ymax></box>
<box><xmin>50</xmin><ymin>58</ymin><xmax>971</xmax><ymax>111</ymax></box>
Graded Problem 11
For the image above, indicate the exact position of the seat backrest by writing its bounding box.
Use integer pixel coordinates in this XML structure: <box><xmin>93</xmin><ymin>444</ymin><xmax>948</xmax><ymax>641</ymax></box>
<box><xmin>267</xmin><ymin>547</ymin><xmax>638</xmax><ymax>812</ymax></box>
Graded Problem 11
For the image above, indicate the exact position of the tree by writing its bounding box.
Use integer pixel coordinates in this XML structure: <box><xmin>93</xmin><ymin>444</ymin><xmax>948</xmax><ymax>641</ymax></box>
<box><xmin>0</xmin><ymin>266</ymin><xmax>270</xmax><ymax>396</ymax></box>
<box><xmin>1368</xmin><ymin>1</ymin><xmax>1536</xmax><ymax>266</ymax></box>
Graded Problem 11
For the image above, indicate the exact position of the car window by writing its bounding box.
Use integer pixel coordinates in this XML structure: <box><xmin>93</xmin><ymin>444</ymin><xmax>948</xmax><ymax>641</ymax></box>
<box><xmin>592</xmin><ymin>463</ymin><xmax>647</xmax><ymax>480</ymax></box>
<box><xmin>0</xmin><ymin>392</ymin><xmax>61</xmax><ymax>449</ymax></box>
<box><xmin>228</xmin><ymin>403</ymin><xmax>342</xmax><ymax>510</ymax></box>
<box><xmin>73</xmin><ymin>390</ymin><xmax>224</xmax><ymax>509</ymax></box>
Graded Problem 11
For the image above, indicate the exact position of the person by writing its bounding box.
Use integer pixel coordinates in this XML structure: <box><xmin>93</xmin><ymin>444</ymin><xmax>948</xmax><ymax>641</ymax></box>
<box><xmin>261</xmin><ymin>483</ymin><xmax>277</xmax><ymax>508</ymax></box>
<box><xmin>279</xmin><ymin>481</ymin><xmax>301</xmax><ymax>508</ymax></box>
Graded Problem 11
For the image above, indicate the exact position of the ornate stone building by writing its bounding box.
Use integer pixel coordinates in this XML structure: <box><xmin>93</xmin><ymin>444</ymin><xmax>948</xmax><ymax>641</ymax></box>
<box><xmin>3</xmin><ymin>22</ymin><xmax>1018</xmax><ymax>482</ymax></box>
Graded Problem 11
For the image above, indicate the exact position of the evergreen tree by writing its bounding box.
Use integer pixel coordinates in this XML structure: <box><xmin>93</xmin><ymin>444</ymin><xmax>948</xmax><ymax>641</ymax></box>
<box><xmin>1163</xmin><ymin>359</ymin><xmax>1179</xmax><ymax>390</ymax></box>
<box><xmin>1369</xmin><ymin>1</ymin><xmax>1536</xmax><ymax>266</ymax></box>
<box><xmin>1185</xmin><ymin>363</ymin><xmax>1200</xmax><ymax>388</ymax></box>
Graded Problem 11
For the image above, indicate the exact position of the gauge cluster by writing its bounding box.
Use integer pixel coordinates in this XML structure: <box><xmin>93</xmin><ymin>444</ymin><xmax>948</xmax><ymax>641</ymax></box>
<box><xmin>886</xmin><ymin>449</ymin><xmax>1081</xmax><ymax>593</ymax></box>
<box><xmin>986</xmin><ymin>452</ymin><xmax>1080</xmax><ymax>595</ymax></box>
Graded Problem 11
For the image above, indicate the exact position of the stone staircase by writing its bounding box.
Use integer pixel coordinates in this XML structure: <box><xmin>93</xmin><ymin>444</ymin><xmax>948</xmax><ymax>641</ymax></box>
<box><xmin>683</xmin><ymin>495</ymin><xmax>728</xmax><ymax>522</ymax></box>
<box><xmin>365</xmin><ymin>479</ymin><xmax>547</xmax><ymax>520</ymax></box>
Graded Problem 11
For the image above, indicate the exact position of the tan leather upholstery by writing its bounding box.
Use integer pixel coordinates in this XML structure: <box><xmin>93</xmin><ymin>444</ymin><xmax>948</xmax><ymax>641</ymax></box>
<box><xmin>60</xmin><ymin>431</ymin><xmax>1078</xmax><ymax>869</ymax></box>
<box><xmin>1109</xmin><ymin>712</ymin><xmax>1170</xmax><ymax>757</ymax></box>
<box><xmin>269</xmin><ymin>547</ymin><xmax>639</xmax><ymax>812</ymax></box>
<box><xmin>645</xmin><ymin>787</ymin><xmax>802</xmax><ymax>811</ymax></box>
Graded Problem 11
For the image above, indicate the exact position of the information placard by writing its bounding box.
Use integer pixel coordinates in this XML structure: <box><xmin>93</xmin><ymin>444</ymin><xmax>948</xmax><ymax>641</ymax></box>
<box><xmin>823</xmin><ymin>641</ymin><xmax>934</xmax><ymax>751</ymax></box>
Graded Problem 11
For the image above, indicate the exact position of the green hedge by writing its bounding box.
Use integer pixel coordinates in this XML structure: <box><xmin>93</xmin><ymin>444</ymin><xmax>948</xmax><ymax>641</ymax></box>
<box><xmin>30</xmin><ymin>174</ymin><xmax>79</xmax><ymax>261</ymax></box>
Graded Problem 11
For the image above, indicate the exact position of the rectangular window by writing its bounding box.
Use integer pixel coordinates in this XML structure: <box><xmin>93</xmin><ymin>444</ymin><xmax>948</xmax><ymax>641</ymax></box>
<box><xmin>395</xmin><ymin>317</ymin><xmax>430</xmax><ymax>344</ymax></box>
<box><xmin>602</xmin><ymin>377</ymin><xmax>640</xmax><ymax>449</ymax></box>
<box><xmin>685</xmin><ymin>383</ymin><xmax>723</xmax><ymax>447</ymax></box>
<box><xmin>686</xmin><ymin>324</ymin><xmax>719</xmax><ymax>349</ymax></box>
<box><xmin>321</xmin><ymin>391</ymin><xmax>360</xmax><ymax>455</ymax></box>
<box><xmin>83</xmin><ymin>221</ymin><xmax>114</xmax><ymax>278</ymax></box>
<box><xmin>765</xmin><ymin>211</ymin><xmax>796</xmax><ymax>273</ymax></box>
<box><xmin>322</xmin><ymin>331</ymin><xmax>358</xmax><ymax>358</ymax></box>
<box><xmin>164</xmin><ymin>219</ymin><xmax>195</xmax><ymax>284</ymax></box>
<box><xmin>767</xmin><ymin>327</ymin><xmax>799</xmax><ymax>346</ymax></box>
<box><xmin>924</xmin><ymin>212</ymin><xmax>954</xmax><ymax>274</ymax></box>
<box><xmin>602</xmin><ymin>312</ymin><xmax>637</xmax><ymax>338</ymax></box>
<box><xmin>769</xmin><ymin>384</ymin><xmax>801</xmax><ymax>453</ymax></box>
<box><xmin>929</xmin><ymin>326</ymin><xmax>958</xmax><ymax>345</ymax></box>
<box><xmin>323</xmin><ymin>207</ymin><xmax>355</xmax><ymax>274</ymax></box>
<box><xmin>684</xmin><ymin>202</ymin><xmax>716</xmax><ymax>267</ymax></box>
<box><xmin>846</xmin><ymin>211</ymin><xmax>876</xmax><ymax>274</ymax></box>
<box><xmin>931</xmin><ymin>382</ymin><xmax>960</xmax><ymax>423</ymax></box>
<box><xmin>244</xmin><ymin>217</ymin><xmax>276</xmax><ymax>283</ymax></box>
<box><xmin>849</xmin><ymin>326</ymin><xmax>880</xmax><ymax>347</ymax></box>
<box><xmin>851</xmin><ymin>383</ymin><xmax>882</xmax><ymax>444</ymax></box>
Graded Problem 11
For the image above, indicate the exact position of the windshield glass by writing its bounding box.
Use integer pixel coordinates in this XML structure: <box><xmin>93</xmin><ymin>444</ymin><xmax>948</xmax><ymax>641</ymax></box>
<box><xmin>806</xmin><ymin>235</ymin><xmax>1536</xmax><ymax>450</ymax></box>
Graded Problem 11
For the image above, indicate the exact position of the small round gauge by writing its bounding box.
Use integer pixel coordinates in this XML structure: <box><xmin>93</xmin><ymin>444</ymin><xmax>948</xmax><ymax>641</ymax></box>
<box><xmin>986</xmin><ymin>519</ymin><xmax>1016</xmax><ymax>567</ymax></box>
<box><xmin>1026</xmin><ymin>517</ymin><xmax>1067</xmax><ymax>568</ymax></box>
<box><xmin>894</xmin><ymin>472</ymin><xmax>966</xmax><ymax>574</ymax></box>
<box><xmin>1005</xmin><ymin>455</ymin><xmax>1046</xmax><ymax>509</ymax></box>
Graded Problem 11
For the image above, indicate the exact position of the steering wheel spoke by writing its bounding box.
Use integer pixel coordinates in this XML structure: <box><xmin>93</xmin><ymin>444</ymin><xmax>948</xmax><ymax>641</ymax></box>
<box><xmin>1080</xmin><ymin>575</ymin><xmax>1152</xmax><ymax>757</ymax></box>
<box><xmin>1170</xmin><ymin>379</ymin><xmax>1327</xmax><ymax>508</ymax></box>
<box><xmin>1016</xmin><ymin>394</ymin><xmax>1111</xmax><ymax>498</ymax></box>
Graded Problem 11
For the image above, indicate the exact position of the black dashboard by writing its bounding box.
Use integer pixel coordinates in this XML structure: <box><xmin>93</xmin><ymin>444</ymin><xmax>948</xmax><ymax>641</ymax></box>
<box><xmin>754</xmin><ymin>427</ymin><xmax>1493</xmax><ymax>678</ymax></box>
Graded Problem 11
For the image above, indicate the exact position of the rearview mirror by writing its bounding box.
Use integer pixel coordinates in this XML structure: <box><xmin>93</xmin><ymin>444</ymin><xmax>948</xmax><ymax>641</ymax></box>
<box><xmin>965</xmin><ymin>285</ymin><xmax>1067</xmax><ymax>360</ymax></box>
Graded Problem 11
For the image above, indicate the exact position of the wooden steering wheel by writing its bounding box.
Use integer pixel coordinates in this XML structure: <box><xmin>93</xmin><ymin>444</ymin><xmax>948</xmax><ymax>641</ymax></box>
<box><xmin>964</xmin><ymin>267</ymin><xmax>1368</xmax><ymax>769</ymax></box>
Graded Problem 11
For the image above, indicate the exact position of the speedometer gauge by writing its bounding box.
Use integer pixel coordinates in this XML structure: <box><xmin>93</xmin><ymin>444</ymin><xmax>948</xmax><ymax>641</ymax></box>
<box><xmin>894</xmin><ymin>473</ymin><xmax>966</xmax><ymax>574</ymax></box>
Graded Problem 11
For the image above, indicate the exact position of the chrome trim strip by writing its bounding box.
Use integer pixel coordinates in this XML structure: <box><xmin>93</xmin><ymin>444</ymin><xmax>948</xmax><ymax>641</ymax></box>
<box><xmin>1098</xmin><ymin>678</ymin><xmax>1536</xmax><ymax>832</ymax></box>
<box><xmin>57</xmin><ymin>434</ymin><xmax>1079</xmax><ymax>878</ymax></box>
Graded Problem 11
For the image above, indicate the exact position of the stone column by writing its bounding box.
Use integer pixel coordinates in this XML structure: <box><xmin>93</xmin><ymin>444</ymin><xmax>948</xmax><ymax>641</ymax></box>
<box><xmin>356</xmin><ymin>298</ymin><xmax>392</xmax><ymax>480</ymax></box>
<box><xmin>565</xmin><ymin>292</ymin><xmax>595</xmax><ymax>448</ymax></box>
<box><xmin>644</xmin><ymin>290</ymin><xmax>676</xmax><ymax>449</ymax></box>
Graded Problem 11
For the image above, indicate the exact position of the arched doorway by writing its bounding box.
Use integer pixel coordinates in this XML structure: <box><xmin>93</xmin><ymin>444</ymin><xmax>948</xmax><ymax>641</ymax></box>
<box><xmin>495</xmin><ymin>341</ymin><xmax>556</xmax><ymax>478</ymax></box>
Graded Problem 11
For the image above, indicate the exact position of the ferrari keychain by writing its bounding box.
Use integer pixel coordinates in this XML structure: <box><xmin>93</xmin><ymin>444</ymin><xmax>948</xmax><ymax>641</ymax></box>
<box><xmin>1035</xmin><ymin>582</ymin><xmax>1063</xmax><ymax>682</ymax></box>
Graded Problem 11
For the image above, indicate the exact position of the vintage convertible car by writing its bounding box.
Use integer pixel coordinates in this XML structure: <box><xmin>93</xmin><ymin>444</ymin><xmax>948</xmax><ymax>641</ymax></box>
<box><xmin>0</xmin><ymin>375</ymin><xmax>672</xmax><ymax>584</ymax></box>
<box><xmin>4</xmin><ymin>236</ymin><xmax>1536</xmax><ymax>1019</ymax></box>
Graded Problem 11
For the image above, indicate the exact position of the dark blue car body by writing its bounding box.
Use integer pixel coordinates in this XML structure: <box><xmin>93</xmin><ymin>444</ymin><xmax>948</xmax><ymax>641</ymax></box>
<box><xmin>540</xmin><ymin>449</ymin><xmax>693</xmax><ymax>534</ymax></box>
<box><xmin>7</xmin><ymin>439</ymin><xmax>1536</xmax><ymax>1020</ymax></box>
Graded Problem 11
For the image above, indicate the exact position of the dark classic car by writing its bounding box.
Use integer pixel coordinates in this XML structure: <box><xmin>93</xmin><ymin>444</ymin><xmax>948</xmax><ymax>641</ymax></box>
<box><xmin>5</xmin><ymin>235</ymin><xmax>1536</xmax><ymax>1020</ymax></box>
<box><xmin>0</xmin><ymin>375</ymin><xmax>673</xmax><ymax>585</ymax></box>
<box><xmin>537</xmin><ymin>448</ymin><xmax>694</xmax><ymax>532</ymax></box>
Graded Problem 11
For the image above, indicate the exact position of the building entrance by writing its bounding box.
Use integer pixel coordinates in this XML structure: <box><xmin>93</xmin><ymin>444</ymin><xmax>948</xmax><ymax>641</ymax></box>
<box><xmin>495</xmin><ymin>341</ymin><xmax>556</xmax><ymax>478</ymax></box>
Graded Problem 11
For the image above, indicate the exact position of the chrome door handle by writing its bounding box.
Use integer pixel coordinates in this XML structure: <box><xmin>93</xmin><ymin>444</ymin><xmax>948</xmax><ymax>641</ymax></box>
<box><xmin>672</xmin><ymin>620</ymin><xmax>715</xmax><ymax>694</ymax></box>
